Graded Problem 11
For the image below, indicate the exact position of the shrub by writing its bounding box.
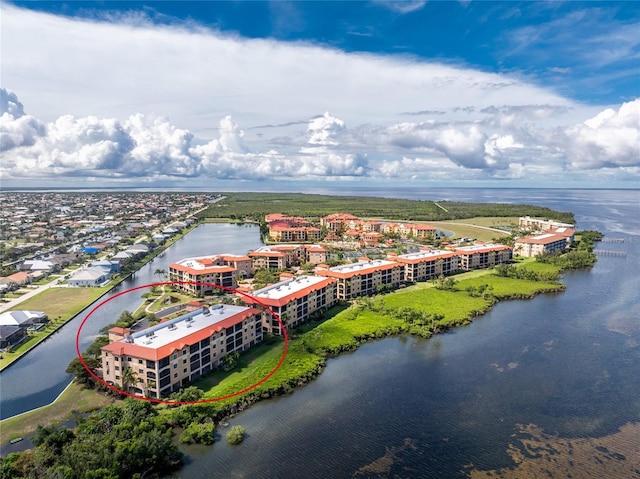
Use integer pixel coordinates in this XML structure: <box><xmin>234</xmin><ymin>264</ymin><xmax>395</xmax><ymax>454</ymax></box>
<box><xmin>226</xmin><ymin>425</ymin><xmax>245</xmax><ymax>445</ymax></box>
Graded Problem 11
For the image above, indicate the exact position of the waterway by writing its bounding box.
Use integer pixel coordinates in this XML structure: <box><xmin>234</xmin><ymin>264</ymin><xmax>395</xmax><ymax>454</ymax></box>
<box><xmin>2</xmin><ymin>188</ymin><xmax>639</xmax><ymax>478</ymax></box>
<box><xmin>0</xmin><ymin>223</ymin><xmax>264</xmax><ymax>420</ymax></box>
<box><xmin>173</xmin><ymin>188</ymin><xmax>639</xmax><ymax>478</ymax></box>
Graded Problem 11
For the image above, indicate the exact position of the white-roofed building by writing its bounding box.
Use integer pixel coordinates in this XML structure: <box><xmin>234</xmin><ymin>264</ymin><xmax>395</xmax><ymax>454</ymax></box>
<box><xmin>515</xmin><ymin>233</ymin><xmax>569</xmax><ymax>257</ymax></box>
<box><xmin>68</xmin><ymin>267</ymin><xmax>111</xmax><ymax>287</ymax></box>
<box><xmin>101</xmin><ymin>304</ymin><xmax>262</xmax><ymax>398</ymax></box>
<box><xmin>316</xmin><ymin>258</ymin><xmax>403</xmax><ymax>299</ymax></box>
<box><xmin>241</xmin><ymin>275</ymin><xmax>337</xmax><ymax>335</ymax></box>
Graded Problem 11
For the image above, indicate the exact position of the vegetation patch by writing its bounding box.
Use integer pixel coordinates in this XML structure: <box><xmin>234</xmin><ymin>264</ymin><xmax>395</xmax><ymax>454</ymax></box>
<box><xmin>198</xmin><ymin>193</ymin><xmax>574</xmax><ymax>224</ymax></box>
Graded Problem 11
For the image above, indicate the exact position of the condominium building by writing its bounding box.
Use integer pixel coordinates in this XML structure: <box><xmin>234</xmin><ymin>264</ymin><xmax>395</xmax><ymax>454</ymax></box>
<box><xmin>320</xmin><ymin>213</ymin><xmax>359</xmax><ymax>233</ymax></box>
<box><xmin>316</xmin><ymin>259</ymin><xmax>404</xmax><ymax>299</ymax></box>
<box><xmin>391</xmin><ymin>250</ymin><xmax>460</xmax><ymax>282</ymax></box>
<box><xmin>304</xmin><ymin>244</ymin><xmax>328</xmax><ymax>265</ymax></box>
<box><xmin>241</xmin><ymin>275</ymin><xmax>337</xmax><ymax>335</ymax></box>
<box><xmin>454</xmin><ymin>244</ymin><xmax>513</xmax><ymax>270</ymax></box>
<box><xmin>101</xmin><ymin>304</ymin><xmax>263</xmax><ymax>398</ymax></box>
<box><xmin>515</xmin><ymin>233</ymin><xmax>569</xmax><ymax>257</ymax></box>
<box><xmin>519</xmin><ymin>216</ymin><xmax>574</xmax><ymax>232</ymax></box>
<box><xmin>168</xmin><ymin>255</ymin><xmax>251</xmax><ymax>295</ymax></box>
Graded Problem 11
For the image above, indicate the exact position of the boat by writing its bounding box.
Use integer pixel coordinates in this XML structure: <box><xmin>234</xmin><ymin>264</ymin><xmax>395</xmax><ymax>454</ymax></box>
<box><xmin>10</xmin><ymin>437</ymin><xmax>23</xmax><ymax>444</ymax></box>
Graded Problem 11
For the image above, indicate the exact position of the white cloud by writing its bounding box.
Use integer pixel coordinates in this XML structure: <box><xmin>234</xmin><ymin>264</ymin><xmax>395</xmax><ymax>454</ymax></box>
<box><xmin>1</xmin><ymin>6</ymin><xmax>638</xmax><ymax>187</ymax></box>
<box><xmin>564</xmin><ymin>99</ymin><xmax>640</xmax><ymax>170</ymax></box>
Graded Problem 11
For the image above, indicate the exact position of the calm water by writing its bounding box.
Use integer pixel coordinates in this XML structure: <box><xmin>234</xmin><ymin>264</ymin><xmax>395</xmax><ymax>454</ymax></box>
<box><xmin>0</xmin><ymin>223</ymin><xmax>263</xmax><ymax>420</ymax></box>
<box><xmin>2</xmin><ymin>188</ymin><xmax>639</xmax><ymax>477</ymax></box>
<box><xmin>175</xmin><ymin>188</ymin><xmax>640</xmax><ymax>478</ymax></box>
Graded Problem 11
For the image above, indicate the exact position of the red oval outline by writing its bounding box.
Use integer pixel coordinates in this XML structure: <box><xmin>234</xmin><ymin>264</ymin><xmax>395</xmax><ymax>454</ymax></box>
<box><xmin>75</xmin><ymin>281</ymin><xmax>288</xmax><ymax>405</ymax></box>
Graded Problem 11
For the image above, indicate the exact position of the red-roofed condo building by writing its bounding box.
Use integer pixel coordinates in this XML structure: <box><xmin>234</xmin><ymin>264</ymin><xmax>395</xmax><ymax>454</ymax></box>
<box><xmin>390</xmin><ymin>249</ymin><xmax>460</xmax><ymax>282</ymax></box>
<box><xmin>168</xmin><ymin>255</ymin><xmax>252</xmax><ymax>295</ymax></box>
<box><xmin>241</xmin><ymin>275</ymin><xmax>337</xmax><ymax>335</ymax></box>
<box><xmin>514</xmin><ymin>233</ymin><xmax>569</xmax><ymax>257</ymax></box>
<box><xmin>101</xmin><ymin>304</ymin><xmax>263</xmax><ymax>398</ymax></box>
<box><xmin>454</xmin><ymin>244</ymin><xmax>513</xmax><ymax>270</ymax></box>
<box><xmin>316</xmin><ymin>259</ymin><xmax>404</xmax><ymax>299</ymax></box>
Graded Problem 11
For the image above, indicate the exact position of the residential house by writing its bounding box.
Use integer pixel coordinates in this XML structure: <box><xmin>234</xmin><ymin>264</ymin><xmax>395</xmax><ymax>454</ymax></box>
<box><xmin>68</xmin><ymin>268</ymin><xmax>111</xmax><ymax>287</ymax></box>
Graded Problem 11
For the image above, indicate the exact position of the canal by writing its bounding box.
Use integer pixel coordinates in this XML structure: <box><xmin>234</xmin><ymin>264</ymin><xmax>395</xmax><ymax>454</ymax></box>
<box><xmin>0</xmin><ymin>223</ymin><xmax>263</xmax><ymax>420</ymax></box>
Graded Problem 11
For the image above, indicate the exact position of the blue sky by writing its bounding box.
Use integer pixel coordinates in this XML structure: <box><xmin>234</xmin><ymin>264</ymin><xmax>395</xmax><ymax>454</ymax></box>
<box><xmin>1</xmin><ymin>1</ymin><xmax>639</xmax><ymax>189</ymax></box>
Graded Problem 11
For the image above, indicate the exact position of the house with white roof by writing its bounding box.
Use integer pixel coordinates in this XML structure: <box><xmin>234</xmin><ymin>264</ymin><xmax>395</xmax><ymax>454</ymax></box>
<box><xmin>68</xmin><ymin>268</ymin><xmax>111</xmax><ymax>287</ymax></box>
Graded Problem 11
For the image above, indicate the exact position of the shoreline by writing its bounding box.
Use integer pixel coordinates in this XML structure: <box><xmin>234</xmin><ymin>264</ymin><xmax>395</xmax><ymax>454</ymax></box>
<box><xmin>0</xmin><ymin>264</ymin><xmax>566</xmax><ymax>448</ymax></box>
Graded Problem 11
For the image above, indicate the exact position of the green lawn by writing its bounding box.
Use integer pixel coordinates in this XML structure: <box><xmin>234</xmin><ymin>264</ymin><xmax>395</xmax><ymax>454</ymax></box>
<box><xmin>0</xmin><ymin>287</ymin><xmax>111</xmax><ymax>370</ymax></box>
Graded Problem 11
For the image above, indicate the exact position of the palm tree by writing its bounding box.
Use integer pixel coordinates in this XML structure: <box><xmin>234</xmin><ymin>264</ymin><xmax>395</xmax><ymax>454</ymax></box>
<box><xmin>153</xmin><ymin>268</ymin><xmax>166</xmax><ymax>281</ymax></box>
<box><xmin>121</xmin><ymin>367</ymin><xmax>136</xmax><ymax>394</ymax></box>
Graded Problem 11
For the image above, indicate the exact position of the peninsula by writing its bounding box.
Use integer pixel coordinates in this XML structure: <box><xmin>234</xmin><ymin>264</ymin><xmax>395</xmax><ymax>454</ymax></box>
<box><xmin>0</xmin><ymin>192</ymin><xmax>600</xmax><ymax>479</ymax></box>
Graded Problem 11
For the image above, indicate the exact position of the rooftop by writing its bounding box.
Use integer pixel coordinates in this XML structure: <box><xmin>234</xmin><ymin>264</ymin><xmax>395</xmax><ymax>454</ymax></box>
<box><xmin>122</xmin><ymin>304</ymin><xmax>251</xmax><ymax>350</ymax></box>
<box><xmin>250</xmin><ymin>275</ymin><xmax>332</xmax><ymax>301</ymax></box>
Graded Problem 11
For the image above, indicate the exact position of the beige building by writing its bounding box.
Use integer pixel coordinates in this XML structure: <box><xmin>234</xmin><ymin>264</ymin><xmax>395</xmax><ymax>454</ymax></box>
<box><xmin>168</xmin><ymin>255</ymin><xmax>250</xmax><ymax>295</ymax></box>
<box><xmin>515</xmin><ymin>233</ymin><xmax>569</xmax><ymax>257</ymax></box>
<box><xmin>454</xmin><ymin>244</ymin><xmax>513</xmax><ymax>270</ymax></box>
<box><xmin>101</xmin><ymin>304</ymin><xmax>262</xmax><ymax>398</ymax></box>
<box><xmin>519</xmin><ymin>216</ymin><xmax>574</xmax><ymax>232</ymax></box>
<box><xmin>241</xmin><ymin>275</ymin><xmax>337</xmax><ymax>335</ymax></box>
<box><xmin>316</xmin><ymin>259</ymin><xmax>404</xmax><ymax>299</ymax></box>
<box><xmin>391</xmin><ymin>250</ymin><xmax>460</xmax><ymax>282</ymax></box>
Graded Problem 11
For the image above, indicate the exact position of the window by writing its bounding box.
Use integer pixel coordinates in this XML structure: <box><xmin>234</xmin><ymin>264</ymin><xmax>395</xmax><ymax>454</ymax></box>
<box><xmin>138</xmin><ymin>359</ymin><xmax>143</xmax><ymax>364</ymax></box>
<box><xmin>173</xmin><ymin>364</ymin><xmax>177</xmax><ymax>369</ymax></box>
<box><xmin>114</xmin><ymin>357</ymin><xmax>119</xmax><ymax>362</ymax></box>
<box><xmin>138</xmin><ymin>369</ymin><xmax>143</xmax><ymax>374</ymax></box>
<box><xmin>183</xmin><ymin>368</ymin><xmax>187</xmax><ymax>373</ymax></box>
<box><xmin>173</xmin><ymin>353</ymin><xmax>178</xmax><ymax>360</ymax></box>
<box><xmin>183</xmin><ymin>359</ymin><xmax>187</xmax><ymax>364</ymax></box>
<box><xmin>114</xmin><ymin>366</ymin><xmax>120</xmax><ymax>371</ymax></box>
<box><xmin>174</xmin><ymin>373</ymin><xmax>178</xmax><ymax>378</ymax></box>
<box><xmin>127</xmin><ymin>357</ymin><xmax>132</xmax><ymax>362</ymax></box>
<box><xmin>115</xmin><ymin>375</ymin><xmax>120</xmax><ymax>380</ymax></box>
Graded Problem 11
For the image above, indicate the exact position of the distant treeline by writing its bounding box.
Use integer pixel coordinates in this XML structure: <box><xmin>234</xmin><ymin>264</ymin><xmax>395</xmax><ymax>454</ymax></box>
<box><xmin>198</xmin><ymin>193</ymin><xmax>575</xmax><ymax>224</ymax></box>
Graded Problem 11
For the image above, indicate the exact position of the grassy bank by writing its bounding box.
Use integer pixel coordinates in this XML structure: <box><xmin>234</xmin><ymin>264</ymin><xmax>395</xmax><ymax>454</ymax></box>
<box><xmin>0</xmin><ymin>381</ymin><xmax>117</xmax><ymax>444</ymax></box>
<box><xmin>0</xmin><ymin>287</ymin><xmax>111</xmax><ymax>370</ymax></box>
<box><xmin>1</xmin><ymin>263</ymin><xmax>566</xmax><ymax>446</ymax></box>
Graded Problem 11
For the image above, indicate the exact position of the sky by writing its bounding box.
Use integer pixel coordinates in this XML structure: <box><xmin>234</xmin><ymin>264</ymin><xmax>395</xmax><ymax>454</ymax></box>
<box><xmin>1</xmin><ymin>1</ymin><xmax>639</xmax><ymax>190</ymax></box>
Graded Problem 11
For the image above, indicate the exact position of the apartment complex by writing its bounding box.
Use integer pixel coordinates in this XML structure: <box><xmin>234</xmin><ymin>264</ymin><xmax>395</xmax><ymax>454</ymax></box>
<box><xmin>316</xmin><ymin>259</ymin><xmax>404</xmax><ymax>300</ymax></box>
<box><xmin>168</xmin><ymin>254</ymin><xmax>252</xmax><ymax>295</ymax></box>
<box><xmin>454</xmin><ymin>244</ymin><xmax>513</xmax><ymax>270</ymax></box>
<box><xmin>241</xmin><ymin>275</ymin><xmax>337</xmax><ymax>335</ymax></box>
<box><xmin>390</xmin><ymin>250</ymin><xmax>460</xmax><ymax>282</ymax></box>
<box><xmin>515</xmin><ymin>233</ymin><xmax>569</xmax><ymax>257</ymax></box>
<box><xmin>101</xmin><ymin>304</ymin><xmax>262</xmax><ymax>398</ymax></box>
<box><xmin>266</xmin><ymin>214</ymin><xmax>321</xmax><ymax>242</ymax></box>
<box><xmin>519</xmin><ymin>216</ymin><xmax>574</xmax><ymax>232</ymax></box>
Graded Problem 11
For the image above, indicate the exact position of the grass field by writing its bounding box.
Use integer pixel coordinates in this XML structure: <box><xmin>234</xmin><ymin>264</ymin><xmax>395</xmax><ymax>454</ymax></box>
<box><xmin>0</xmin><ymin>382</ymin><xmax>117</xmax><ymax>444</ymax></box>
<box><xmin>0</xmin><ymin>287</ymin><xmax>111</xmax><ymax>370</ymax></box>
<box><xmin>7</xmin><ymin>287</ymin><xmax>110</xmax><ymax>318</ymax></box>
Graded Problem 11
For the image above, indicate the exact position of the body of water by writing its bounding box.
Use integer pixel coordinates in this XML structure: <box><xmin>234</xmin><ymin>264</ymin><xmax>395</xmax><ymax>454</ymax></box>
<box><xmin>0</xmin><ymin>223</ymin><xmax>263</xmax><ymax>420</ymax></box>
<box><xmin>2</xmin><ymin>188</ymin><xmax>638</xmax><ymax>478</ymax></box>
<box><xmin>175</xmin><ymin>188</ymin><xmax>639</xmax><ymax>478</ymax></box>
